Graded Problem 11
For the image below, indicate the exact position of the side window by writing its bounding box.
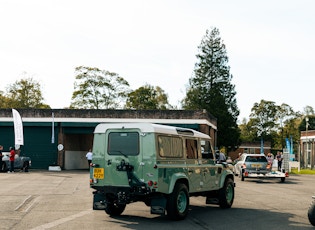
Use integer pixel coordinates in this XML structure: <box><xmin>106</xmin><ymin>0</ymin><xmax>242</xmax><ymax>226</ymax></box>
<box><xmin>186</xmin><ymin>139</ymin><xmax>198</xmax><ymax>159</ymax></box>
<box><xmin>201</xmin><ymin>139</ymin><xmax>214</xmax><ymax>159</ymax></box>
<box><xmin>158</xmin><ymin>135</ymin><xmax>183</xmax><ymax>158</ymax></box>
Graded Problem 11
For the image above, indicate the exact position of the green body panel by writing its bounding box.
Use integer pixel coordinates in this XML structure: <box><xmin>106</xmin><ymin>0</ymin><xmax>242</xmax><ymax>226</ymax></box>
<box><xmin>91</xmin><ymin>129</ymin><xmax>157</xmax><ymax>187</ymax></box>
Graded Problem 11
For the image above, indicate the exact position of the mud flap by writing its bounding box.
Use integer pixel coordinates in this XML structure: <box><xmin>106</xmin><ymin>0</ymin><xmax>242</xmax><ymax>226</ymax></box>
<box><xmin>150</xmin><ymin>196</ymin><xmax>167</xmax><ymax>215</ymax></box>
<box><xmin>93</xmin><ymin>193</ymin><xmax>106</xmax><ymax>210</ymax></box>
<box><xmin>206</xmin><ymin>197</ymin><xmax>219</xmax><ymax>204</ymax></box>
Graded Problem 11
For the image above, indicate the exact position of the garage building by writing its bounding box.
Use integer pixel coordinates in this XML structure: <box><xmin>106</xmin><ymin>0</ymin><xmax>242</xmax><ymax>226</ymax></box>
<box><xmin>0</xmin><ymin>109</ymin><xmax>217</xmax><ymax>170</ymax></box>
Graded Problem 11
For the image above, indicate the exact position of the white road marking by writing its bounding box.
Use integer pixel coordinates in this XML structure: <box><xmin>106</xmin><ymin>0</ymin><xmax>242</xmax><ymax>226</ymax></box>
<box><xmin>30</xmin><ymin>209</ymin><xmax>93</xmax><ymax>230</ymax></box>
<box><xmin>15</xmin><ymin>195</ymin><xmax>39</xmax><ymax>212</ymax></box>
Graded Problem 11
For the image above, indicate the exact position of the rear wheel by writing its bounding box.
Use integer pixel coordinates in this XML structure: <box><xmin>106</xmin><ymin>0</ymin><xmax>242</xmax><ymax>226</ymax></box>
<box><xmin>219</xmin><ymin>178</ymin><xmax>234</xmax><ymax>208</ymax></box>
<box><xmin>105</xmin><ymin>202</ymin><xmax>126</xmax><ymax>216</ymax></box>
<box><xmin>167</xmin><ymin>183</ymin><xmax>189</xmax><ymax>220</ymax></box>
<box><xmin>308</xmin><ymin>199</ymin><xmax>315</xmax><ymax>226</ymax></box>
<box><xmin>280</xmin><ymin>177</ymin><xmax>285</xmax><ymax>183</ymax></box>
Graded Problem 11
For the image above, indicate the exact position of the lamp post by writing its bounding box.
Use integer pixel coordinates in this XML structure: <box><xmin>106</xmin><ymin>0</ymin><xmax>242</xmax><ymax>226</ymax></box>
<box><xmin>305</xmin><ymin>117</ymin><xmax>309</xmax><ymax>168</ymax></box>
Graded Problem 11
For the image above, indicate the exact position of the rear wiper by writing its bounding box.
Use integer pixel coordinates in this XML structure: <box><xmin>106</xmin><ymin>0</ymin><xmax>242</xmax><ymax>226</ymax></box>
<box><xmin>110</xmin><ymin>150</ymin><xmax>128</xmax><ymax>158</ymax></box>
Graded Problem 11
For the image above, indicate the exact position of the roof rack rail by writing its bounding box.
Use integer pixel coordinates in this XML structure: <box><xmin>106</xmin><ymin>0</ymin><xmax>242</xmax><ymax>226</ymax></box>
<box><xmin>176</xmin><ymin>128</ymin><xmax>194</xmax><ymax>136</ymax></box>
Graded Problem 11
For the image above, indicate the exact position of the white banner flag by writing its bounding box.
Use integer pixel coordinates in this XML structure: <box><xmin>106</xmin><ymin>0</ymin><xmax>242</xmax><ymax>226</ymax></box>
<box><xmin>12</xmin><ymin>109</ymin><xmax>24</xmax><ymax>146</ymax></box>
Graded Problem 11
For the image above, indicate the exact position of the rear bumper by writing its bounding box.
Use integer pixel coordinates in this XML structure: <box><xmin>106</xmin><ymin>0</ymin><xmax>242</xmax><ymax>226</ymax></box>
<box><xmin>244</xmin><ymin>171</ymin><xmax>288</xmax><ymax>178</ymax></box>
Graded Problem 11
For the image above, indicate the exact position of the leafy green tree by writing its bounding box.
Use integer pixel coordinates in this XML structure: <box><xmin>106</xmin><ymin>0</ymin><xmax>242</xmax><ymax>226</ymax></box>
<box><xmin>275</xmin><ymin>103</ymin><xmax>296</xmax><ymax>148</ymax></box>
<box><xmin>303</xmin><ymin>105</ymin><xmax>314</xmax><ymax>116</ymax></box>
<box><xmin>248</xmin><ymin>100</ymin><xmax>300</xmax><ymax>150</ymax></box>
<box><xmin>70</xmin><ymin>66</ymin><xmax>130</xmax><ymax>109</ymax></box>
<box><xmin>6</xmin><ymin>77</ymin><xmax>50</xmax><ymax>109</ymax></box>
<box><xmin>126</xmin><ymin>84</ymin><xmax>170</xmax><ymax>110</ymax></box>
<box><xmin>297</xmin><ymin>106</ymin><xmax>315</xmax><ymax>132</ymax></box>
<box><xmin>239</xmin><ymin>118</ymin><xmax>256</xmax><ymax>142</ymax></box>
<box><xmin>249</xmin><ymin>100</ymin><xmax>278</xmax><ymax>142</ymax></box>
<box><xmin>182</xmin><ymin>27</ymin><xmax>240</xmax><ymax>150</ymax></box>
<box><xmin>281</xmin><ymin>115</ymin><xmax>301</xmax><ymax>153</ymax></box>
<box><xmin>0</xmin><ymin>91</ymin><xmax>10</xmax><ymax>108</ymax></box>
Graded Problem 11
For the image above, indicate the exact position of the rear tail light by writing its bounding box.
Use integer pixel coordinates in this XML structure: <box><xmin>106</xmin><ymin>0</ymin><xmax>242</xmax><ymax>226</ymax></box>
<box><xmin>89</xmin><ymin>178</ymin><xmax>98</xmax><ymax>184</ymax></box>
<box><xmin>147</xmin><ymin>181</ymin><xmax>158</xmax><ymax>187</ymax></box>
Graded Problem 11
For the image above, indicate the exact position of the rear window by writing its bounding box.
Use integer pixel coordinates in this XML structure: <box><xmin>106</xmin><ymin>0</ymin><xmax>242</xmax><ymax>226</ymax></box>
<box><xmin>245</xmin><ymin>156</ymin><xmax>267</xmax><ymax>163</ymax></box>
<box><xmin>108</xmin><ymin>132</ymin><xmax>139</xmax><ymax>156</ymax></box>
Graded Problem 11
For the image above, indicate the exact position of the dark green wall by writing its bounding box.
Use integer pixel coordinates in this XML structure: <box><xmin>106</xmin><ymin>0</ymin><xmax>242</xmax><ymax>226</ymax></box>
<box><xmin>0</xmin><ymin>123</ymin><xmax>58</xmax><ymax>169</ymax></box>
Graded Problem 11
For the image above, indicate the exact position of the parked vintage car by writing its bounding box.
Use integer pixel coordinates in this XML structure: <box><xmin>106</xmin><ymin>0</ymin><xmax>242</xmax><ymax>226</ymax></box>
<box><xmin>1</xmin><ymin>152</ymin><xmax>31</xmax><ymax>172</ymax></box>
<box><xmin>90</xmin><ymin>123</ymin><xmax>235</xmax><ymax>220</ymax></box>
<box><xmin>234</xmin><ymin>153</ymin><xmax>288</xmax><ymax>182</ymax></box>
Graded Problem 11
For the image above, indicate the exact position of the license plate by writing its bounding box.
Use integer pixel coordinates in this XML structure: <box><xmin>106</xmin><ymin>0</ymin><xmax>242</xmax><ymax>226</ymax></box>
<box><xmin>251</xmin><ymin>164</ymin><xmax>262</xmax><ymax>168</ymax></box>
<box><xmin>93</xmin><ymin>168</ymin><xmax>104</xmax><ymax>179</ymax></box>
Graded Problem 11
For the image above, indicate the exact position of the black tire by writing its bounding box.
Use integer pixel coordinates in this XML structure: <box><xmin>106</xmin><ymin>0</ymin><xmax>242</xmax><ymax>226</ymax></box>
<box><xmin>144</xmin><ymin>198</ymin><xmax>151</xmax><ymax>207</ymax></box>
<box><xmin>219</xmin><ymin>178</ymin><xmax>234</xmax><ymax>209</ymax></box>
<box><xmin>167</xmin><ymin>183</ymin><xmax>189</xmax><ymax>220</ymax></box>
<box><xmin>308</xmin><ymin>200</ymin><xmax>315</xmax><ymax>226</ymax></box>
<box><xmin>105</xmin><ymin>203</ymin><xmax>126</xmax><ymax>216</ymax></box>
<box><xmin>1</xmin><ymin>162</ymin><xmax>8</xmax><ymax>172</ymax></box>
<box><xmin>23</xmin><ymin>161</ymin><xmax>29</xmax><ymax>172</ymax></box>
<box><xmin>280</xmin><ymin>177</ymin><xmax>285</xmax><ymax>183</ymax></box>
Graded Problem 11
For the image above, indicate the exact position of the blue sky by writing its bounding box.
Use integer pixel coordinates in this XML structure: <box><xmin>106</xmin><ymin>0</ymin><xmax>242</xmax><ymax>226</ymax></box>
<box><xmin>1</xmin><ymin>0</ymin><xmax>314</xmax><ymax>121</ymax></box>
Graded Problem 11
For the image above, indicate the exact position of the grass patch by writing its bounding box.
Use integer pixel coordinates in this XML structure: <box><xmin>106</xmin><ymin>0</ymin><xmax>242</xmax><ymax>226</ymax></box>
<box><xmin>290</xmin><ymin>168</ymin><xmax>315</xmax><ymax>175</ymax></box>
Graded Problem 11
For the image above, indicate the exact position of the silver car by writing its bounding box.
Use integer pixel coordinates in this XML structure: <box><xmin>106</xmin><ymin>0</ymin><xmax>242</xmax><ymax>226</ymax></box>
<box><xmin>1</xmin><ymin>152</ymin><xmax>31</xmax><ymax>172</ymax></box>
<box><xmin>234</xmin><ymin>153</ymin><xmax>273</xmax><ymax>181</ymax></box>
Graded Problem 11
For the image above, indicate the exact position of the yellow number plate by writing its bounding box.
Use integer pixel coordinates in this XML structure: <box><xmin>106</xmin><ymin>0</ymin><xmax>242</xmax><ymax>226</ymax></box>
<box><xmin>93</xmin><ymin>168</ymin><xmax>104</xmax><ymax>179</ymax></box>
<box><xmin>251</xmin><ymin>164</ymin><xmax>262</xmax><ymax>168</ymax></box>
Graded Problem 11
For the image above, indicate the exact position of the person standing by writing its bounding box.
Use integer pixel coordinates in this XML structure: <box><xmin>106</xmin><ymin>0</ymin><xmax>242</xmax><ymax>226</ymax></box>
<box><xmin>85</xmin><ymin>149</ymin><xmax>93</xmax><ymax>168</ymax></box>
<box><xmin>8</xmin><ymin>146</ymin><xmax>15</xmax><ymax>173</ymax></box>
<box><xmin>276</xmin><ymin>151</ymin><xmax>283</xmax><ymax>171</ymax></box>
<box><xmin>266</xmin><ymin>152</ymin><xmax>274</xmax><ymax>168</ymax></box>
<box><xmin>219</xmin><ymin>152</ymin><xmax>226</xmax><ymax>162</ymax></box>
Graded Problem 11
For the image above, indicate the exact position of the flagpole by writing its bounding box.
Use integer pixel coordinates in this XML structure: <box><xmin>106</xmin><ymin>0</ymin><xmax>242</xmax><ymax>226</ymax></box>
<box><xmin>51</xmin><ymin>112</ymin><xmax>55</xmax><ymax>144</ymax></box>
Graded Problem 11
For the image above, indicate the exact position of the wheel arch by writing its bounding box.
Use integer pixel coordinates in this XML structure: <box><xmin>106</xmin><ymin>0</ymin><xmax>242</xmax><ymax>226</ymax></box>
<box><xmin>168</xmin><ymin>173</ymin><xmax>189</xmax><ymax>194</ymax></box>
<box><xmin>219</xmin><ymin>172</ymin><xmax>234</xmax><ymax>188</ymax></box>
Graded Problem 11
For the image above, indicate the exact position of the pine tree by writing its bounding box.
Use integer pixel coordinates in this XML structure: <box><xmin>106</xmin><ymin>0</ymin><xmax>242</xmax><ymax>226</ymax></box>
<box><xmin>183</xmin><ymin>27</ymin><xmax>240</xmax><ymax>150</ymax></box>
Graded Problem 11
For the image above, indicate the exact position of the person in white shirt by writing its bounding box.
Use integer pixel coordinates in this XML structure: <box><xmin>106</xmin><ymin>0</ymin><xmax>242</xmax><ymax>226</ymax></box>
<box><xmin>86</xmin><ymin>149</ymin><xmax>93</xmax><ymax>168</ymax></box>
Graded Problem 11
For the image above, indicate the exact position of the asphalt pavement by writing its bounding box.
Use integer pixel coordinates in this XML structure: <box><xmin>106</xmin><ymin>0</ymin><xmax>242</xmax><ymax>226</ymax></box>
<box><xmin>0</xmin><ymin>170</ymin><xmax>314</xmax><ymax>230</ymax></box>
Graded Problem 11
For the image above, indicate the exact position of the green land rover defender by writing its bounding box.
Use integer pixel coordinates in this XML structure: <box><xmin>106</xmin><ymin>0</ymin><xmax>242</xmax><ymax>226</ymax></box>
<box><xmin>90</xmin><ymin>123</ymin><xmax>235</xmax><ymax>220</ymax></box>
